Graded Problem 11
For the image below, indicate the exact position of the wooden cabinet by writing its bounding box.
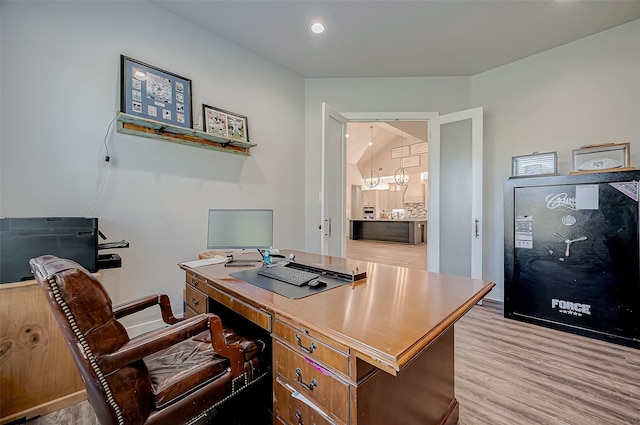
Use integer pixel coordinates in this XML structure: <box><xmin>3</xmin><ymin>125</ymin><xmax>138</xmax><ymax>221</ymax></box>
<box><xmin>271</xmin><ymin>314</ymin><xmax>458</xmax><ymax>425</ymax></box>
<box><xmin>185</xmin><ymin>270</ymin><xmax>210</xmax><ymax>317</ymax></box>
<box><xmin>0</xmin><ymin>281</ymin><xmax>85</xmax><ymax>424</ymax></box>
<box><xmin>273</xmin><ymin>316</ymin><xmax>349</xmax><ymax>425</ymax></box>
<box><xmin>274</xmin><ymin>377</ymin><xmax>337</xmax><ymax>425</ymax></box>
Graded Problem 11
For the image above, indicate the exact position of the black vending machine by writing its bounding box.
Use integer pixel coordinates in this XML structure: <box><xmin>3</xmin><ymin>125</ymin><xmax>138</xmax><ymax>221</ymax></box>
<box><xmin>504</xmin><ymin>171</ymin><xmax>640</xmax><ymax>348</ymax></box>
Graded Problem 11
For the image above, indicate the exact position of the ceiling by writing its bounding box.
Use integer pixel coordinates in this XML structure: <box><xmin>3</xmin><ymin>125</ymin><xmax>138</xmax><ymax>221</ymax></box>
<box><xmin>347</xmin><ymin>121</ymin><xmax>426</xmax><ymax>166</ymax></box>
<box><xmin>152</xmin><ymin>0</ymin><xmax>640</xmax><ymax>78</ymax></box>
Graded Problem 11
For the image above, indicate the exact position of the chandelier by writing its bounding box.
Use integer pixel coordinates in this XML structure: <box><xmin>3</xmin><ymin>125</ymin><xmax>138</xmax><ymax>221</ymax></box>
<box><xmin>363</xmin><ymin>125</ymin><xmax>380</xmax><ymax>188</ymax></box>
<box><xmin>394</xmin><ymin>131</ymin><xmax>410</xmax><ymax>186</ymax></box>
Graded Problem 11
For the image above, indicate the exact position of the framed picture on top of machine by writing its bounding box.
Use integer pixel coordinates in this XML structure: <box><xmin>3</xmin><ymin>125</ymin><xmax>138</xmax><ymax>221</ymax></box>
<box><xmin>120</xmin><ymin>55</ymin><xmax>193</xmax><ymax>129</ymax></box>
<box><xmin>503</xmin><ymin>171</ymin><xmax>640</xmax><ymax>349</ymax></box>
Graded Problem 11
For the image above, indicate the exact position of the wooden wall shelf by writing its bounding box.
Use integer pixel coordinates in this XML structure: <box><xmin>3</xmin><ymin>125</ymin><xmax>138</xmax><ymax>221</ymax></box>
<box><xmin>116</xmin><ymin>112</ymin><xmax>257</xmax><ymax>156</ymax></box>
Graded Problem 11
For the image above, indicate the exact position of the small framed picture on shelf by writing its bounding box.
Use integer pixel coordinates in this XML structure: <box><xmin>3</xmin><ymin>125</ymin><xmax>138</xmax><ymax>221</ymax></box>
<box><xmin>203</xmin><ymin>104</ymin><xmax>249</xmax><ymax>143</ymax></box>
<box><xmin>511</xmin><ymin>151</ymin><xmax>558</xmax><ymax>177</ymax></box>
<box><xmin>572</xmin><ymin>143</ymin><xmax>631</xmax><ymax>173</ymax></box>
<box><xmin>120</xmin><ymin>55</ymin><xmax>192</xmax><ymax>128</ymax></box>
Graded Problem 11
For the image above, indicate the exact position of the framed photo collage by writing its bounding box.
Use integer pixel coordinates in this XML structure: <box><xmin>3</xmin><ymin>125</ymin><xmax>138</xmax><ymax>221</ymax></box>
<box><xmin>120</xmin><ymin>55</ymin><xmax>249</xmax><ymax>143</ymax></box>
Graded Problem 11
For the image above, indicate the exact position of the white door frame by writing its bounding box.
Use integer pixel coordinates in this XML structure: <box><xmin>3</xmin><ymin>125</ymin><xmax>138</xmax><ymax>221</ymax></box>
<box><xmin>340</xmin><ymin>111</ymin><xmax>439</xmax><ymax>266</ymax></box>
<box><xmin>321</xmin><ymin>103</ymin><xmax>348</xmax><ymax>256</ymax></box>
<box><xmin>430</xmin><ymin>107</ymin><xmax>483</xmax><ymax>278</ymax></box>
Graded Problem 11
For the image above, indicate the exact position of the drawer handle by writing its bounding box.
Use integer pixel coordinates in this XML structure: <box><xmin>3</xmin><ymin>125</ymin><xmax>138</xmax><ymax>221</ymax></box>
<box><xmin>295</xmin><ymin>409</ymin><xmax>303</xmax><ymax>425</ymax></box>
<box><xmin>295</xmin><ymin>333</ymin><xmax>316</xmax><ymax>354</ymax></box>
<box><xmin>296</xmin><ymin>368</ymin><xmax>317</xmax><ymax>391</ymax></box>
<box><xmin>190</xmin><ymin>297</ymin><xmax>199</xmax><ymax>306</ymax></box>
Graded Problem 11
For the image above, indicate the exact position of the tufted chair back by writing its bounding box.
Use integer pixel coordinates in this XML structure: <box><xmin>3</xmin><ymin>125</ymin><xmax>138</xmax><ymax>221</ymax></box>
<box><xmin>30</xmin><ymin>255</ymin><xmax>267</xmax><ymax>425</ymax></box>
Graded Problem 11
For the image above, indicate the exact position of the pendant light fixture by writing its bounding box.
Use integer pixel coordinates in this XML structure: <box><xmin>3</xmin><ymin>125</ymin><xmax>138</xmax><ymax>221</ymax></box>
<box><xmin>394</xmin><ymin>131</ymin><xmax>410</xmax><ymax>186</ymax></box>
<box><xmin>364</xmin><ymin>125</ymin><xmax>380</xmax><ymax>188</ymax></box>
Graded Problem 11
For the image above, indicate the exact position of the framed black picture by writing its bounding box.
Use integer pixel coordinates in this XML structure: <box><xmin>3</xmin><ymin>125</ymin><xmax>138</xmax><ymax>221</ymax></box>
<box><xmin>203</xmin><ymin>104</ymin><xmax>249</xmax><ymax>143</ymax></box>
<box><xmin>120</xmin><ymin>55</ymin><xmax>192</xmax><ymax>129</ymax></box>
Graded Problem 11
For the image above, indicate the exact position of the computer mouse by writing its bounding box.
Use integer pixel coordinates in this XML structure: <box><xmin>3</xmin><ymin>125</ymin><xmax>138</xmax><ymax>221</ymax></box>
<box><xmin>308</xmin><ymin>279</ymin><xmax>327</xmax><ymax>289</ymax></box>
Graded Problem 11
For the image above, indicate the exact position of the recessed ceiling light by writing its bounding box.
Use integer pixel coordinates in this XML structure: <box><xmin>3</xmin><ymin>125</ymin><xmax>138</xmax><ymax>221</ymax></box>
<box><xmin>310</xmin><ymin>22</ymin><xmax>326</xmax><ymax>34</ymax></box>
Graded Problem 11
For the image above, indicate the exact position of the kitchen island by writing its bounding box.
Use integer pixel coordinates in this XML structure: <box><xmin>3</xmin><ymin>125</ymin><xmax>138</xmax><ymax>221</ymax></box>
<box><xmin>350</xmin><ymin>219</ymin><xmax>426</xmax><ymax>245</ymax></box>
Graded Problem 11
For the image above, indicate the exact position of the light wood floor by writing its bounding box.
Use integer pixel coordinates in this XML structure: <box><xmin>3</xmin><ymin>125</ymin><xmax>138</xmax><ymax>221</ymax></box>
<box><xmin>346</xmin><ymin>239</ymin><xmax>428</xmax><ymax>270</ymax></box>
<box><xmin>33</xmin><ymin>241</ymin><xmax>640</xmax><ymax>424</ymax></box>
<box><xmin>456</xmin><ymin>300</ymin><xmax>640</xmax><ymax>425</ymax></box>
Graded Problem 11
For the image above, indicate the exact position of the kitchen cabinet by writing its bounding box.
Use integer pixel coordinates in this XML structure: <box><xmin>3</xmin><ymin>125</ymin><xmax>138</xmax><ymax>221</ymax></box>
<box><xmin>378</xmin><ymin>190</ymin><xmax>389</xmax><ymax>211</ymax></box>
<box><xmin>362</xmin><ymin>190</ymin><xmax>376</xmax><ymax>206</ymax></box>
<box><xmin>388</xmin><ymin>185</ymin><xmax>406</xmax><ymax>209</ymax></box>
<box><xmin>350</xmin><ymin>219</ymin><xmax>426</xmax><ymax>245</ymax></box>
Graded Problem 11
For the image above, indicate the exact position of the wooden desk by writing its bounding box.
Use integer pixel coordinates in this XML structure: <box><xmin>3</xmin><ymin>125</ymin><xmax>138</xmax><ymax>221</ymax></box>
<box><xmin>180</xmin><ymin>250</ymin><xmax>494</xmax><ymax>425</ymax></box>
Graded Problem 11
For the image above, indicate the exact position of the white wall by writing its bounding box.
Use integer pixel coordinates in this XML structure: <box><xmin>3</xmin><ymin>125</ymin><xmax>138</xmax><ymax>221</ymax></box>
<box><xmin>2</xmin><ymin>1</ymin><xmax>637</xmax><ymax>312</ymax></box>
<box><xmin>0</xmin><ymin>1</ymin><xmax>305</xmax><ymax>323</ymax></box>
<box><xmin>304</xmin><ymin>20</ymin><xmax>639</xmax><ymax>302</ymax></box>
<box><xmin>304</xmin><ymin>77</ymin><xmax>471</xmax><ymax>252</ymax></box>
<box><xmin>473</xmin><ymin>19</ymin><xmax>640</xmax><ymax>301</ymax></box>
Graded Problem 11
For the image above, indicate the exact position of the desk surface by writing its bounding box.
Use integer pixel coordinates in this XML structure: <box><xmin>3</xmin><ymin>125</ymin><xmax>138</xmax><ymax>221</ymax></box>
<box><xmin>181</xmin><ymin>249</ymin><xmax>494</xmax><ymax>375</ymax></box>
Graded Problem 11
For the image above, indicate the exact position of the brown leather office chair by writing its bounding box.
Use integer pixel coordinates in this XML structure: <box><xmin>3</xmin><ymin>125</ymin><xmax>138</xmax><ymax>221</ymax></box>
<box><xmin>30</xmin><ymin>255</ymin><xmax>268</xmax><ymax>425</ymax></box>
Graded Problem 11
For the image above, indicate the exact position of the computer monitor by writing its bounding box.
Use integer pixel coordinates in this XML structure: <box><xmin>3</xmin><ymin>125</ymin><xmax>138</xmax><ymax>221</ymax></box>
<box><xmin>207</xmin><ymin>209</ymin><xmax>273</xmax><ymax>250</ymax></box>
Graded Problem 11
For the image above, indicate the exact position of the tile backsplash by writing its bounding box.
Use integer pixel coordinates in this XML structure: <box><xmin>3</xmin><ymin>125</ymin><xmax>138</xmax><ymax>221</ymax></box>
<box><xmin>390</xmin><ymin>203</ymin><xmax>427</xmax><ymax>219</ymax></box>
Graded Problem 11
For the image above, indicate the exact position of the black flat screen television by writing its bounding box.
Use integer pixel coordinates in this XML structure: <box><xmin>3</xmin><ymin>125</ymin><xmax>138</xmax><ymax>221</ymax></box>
<box><xmin>0</xmin><ymin>217</ymin><xmax>98</xmax><ymax>283</ymax></box>
<box><xmin>207</xmin><ymin>209</ymin><xmax>273</xmax><ymax>250</ymax></box>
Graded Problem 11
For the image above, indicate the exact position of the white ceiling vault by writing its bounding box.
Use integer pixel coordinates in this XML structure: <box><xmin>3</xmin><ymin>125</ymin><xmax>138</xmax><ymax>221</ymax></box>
<box><xmin>151</xmin><ymin>0</ymin><xmax>640</xmax><ymax>78</ymax></box>
<box><xmin>346</xmin><ymin>121</ymin><xmax>426</xmax><ymax>166</ymax></box>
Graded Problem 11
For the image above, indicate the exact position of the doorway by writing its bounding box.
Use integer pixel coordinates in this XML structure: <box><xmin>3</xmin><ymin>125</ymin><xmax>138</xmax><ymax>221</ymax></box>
<box><xmin>344</xmin><ymin>120</ymin><xmax>429</xmax><ymax>270</ymax></box>
<box><xmin>321</xmin><ymin>105</ymin><xmax>484</xmax><ymax>278</ymax></box>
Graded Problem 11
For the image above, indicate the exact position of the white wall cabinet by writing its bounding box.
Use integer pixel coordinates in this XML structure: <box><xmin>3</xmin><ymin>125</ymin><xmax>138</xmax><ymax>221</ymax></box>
<box><xmin>362</xmin><ymin>190</ymin><xmax>376</xmax><ymax>206</ymax></box>
<box><xmin>389</xmin><ymin>185</ymin><xmax>406</xmax><ymax>209</ymax></box>
<box><xmin>378</xmin><ymin>190</ymin><xmax>389</xmax><ymax>211</ymax></box>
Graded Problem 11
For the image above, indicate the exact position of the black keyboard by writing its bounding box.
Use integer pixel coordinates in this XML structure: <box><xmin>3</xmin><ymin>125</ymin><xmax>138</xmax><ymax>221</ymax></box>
<box><xmin>258</xmin><ymin>265</ymin><xmax>320</xmax><ymax>286</ymax></box>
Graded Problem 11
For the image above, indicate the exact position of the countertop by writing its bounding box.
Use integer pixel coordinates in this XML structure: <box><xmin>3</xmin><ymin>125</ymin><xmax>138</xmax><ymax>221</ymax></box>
<box><xmin>350</xmin><ymin>218</ymin><xmax>427</xmax><ymax>222</ymax></box>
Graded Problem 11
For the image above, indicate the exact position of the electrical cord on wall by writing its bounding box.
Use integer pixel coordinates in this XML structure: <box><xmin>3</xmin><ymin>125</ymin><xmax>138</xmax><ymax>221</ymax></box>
<box><xmin>102</xmin><ymin>116</ymin><xmax>115</xmax><ymax>162</ymax></box>
<box><xmin>83</xmin><ymin>116</ymin><xmax>116</xmax><ymax>215</ymax></box>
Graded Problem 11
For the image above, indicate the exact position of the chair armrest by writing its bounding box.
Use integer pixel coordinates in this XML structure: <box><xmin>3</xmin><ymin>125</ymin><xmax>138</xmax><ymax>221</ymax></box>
<box><xmin>98</xmin><ymin>314</ymin><xmax>210</xmax><ymax>374</ymax></box>
<box><xmin>113</xmin><ymin>294</ymin><xmax>181</xmax><ymax>324</ymax></box>
<box><xmin>205</xmin><ymin>315</ymin><xmax>246</xmax><ymax>377</ymax></box>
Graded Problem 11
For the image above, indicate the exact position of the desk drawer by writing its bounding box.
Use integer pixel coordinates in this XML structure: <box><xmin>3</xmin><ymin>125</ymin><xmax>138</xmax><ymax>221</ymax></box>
<box><xmin>208</xmin><ymin>285</ymin><xmax>271</xmax><ymax>331</ymax></box>
<box><xmin>185</xmin><ymin>271</ymin><xmax>206</xmax><ymax>291</ymax></box>
<box><xmin>274</xmin><ymin>318</ymin><xmax>349</xmax><ymax>376</ymax></box>
<box><xmin>185</xmin><ymin>305</ymin><xmax>199</xmax><ymax>319</ymax></box>
<box><xmin>275</xmin><ymin>341</ymin><xmax>348</xmax><ymax>423</ymax></box>
<box><xmin>185</xmin><ymin>285</ymin><xmax>207</xmax><ymax>314</ymax></box>
<box><xmin>274</xmin><ymin>377</ymin><xmax>340</xmax><ymax>425</ymax></box>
